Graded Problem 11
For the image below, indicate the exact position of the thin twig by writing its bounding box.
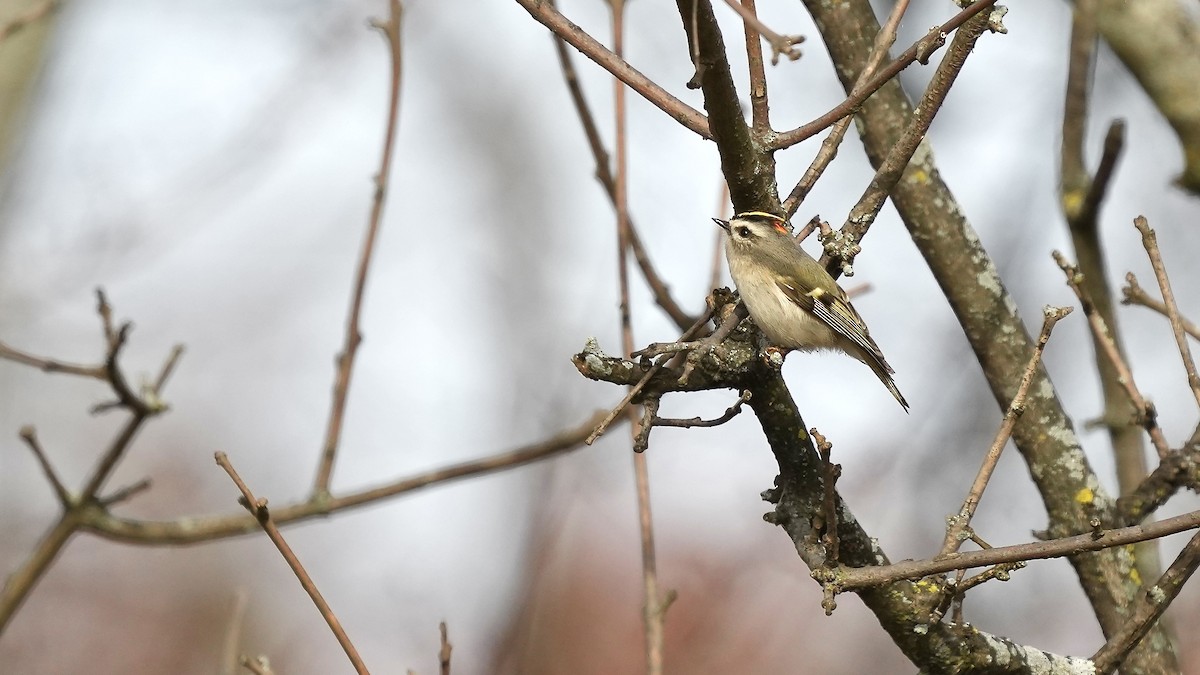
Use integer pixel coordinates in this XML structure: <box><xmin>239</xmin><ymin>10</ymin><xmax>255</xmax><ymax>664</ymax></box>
<box><xmin>217</xmin><ymin>452</ymin><xmax>369</xmax><ymax>675</ymax></box>
<box><xmin>515</xmin><ymin>0</ymin><xmax>710</xmax><ymax>139</ymax></box>
<box><xmin>18</xmin><ymin>426</ymin><xmax>71</xmax><ymax>507</ymax></box>
<box><xmin>781</xmin><ymin>0</ymin><xmax>911</xmax><ymax>217</ymax></box>
<box><xmin>719</xmin><ymin>0</ymin><xmax>803</xmax><ymax>66</ymax></box>
<box><xmin>0</xmin><ymin>341</ymin><xmax>106</xmax><ymax>379</ymax></box>
<box><xmin>221</xmin><ymin>591</ymin><xmax>249</xmax><ymax>675</ymax></box>
<box><xmin>97</xmin><ymin>479</ymin><xmax>153</xmax><ymax>508</ymax></box>
<box><xmin>1134</xmin><ymin>216</ymin><xmax>1200</xmax><ymax>409</ymax></box>
<box><xmin>585</xmin><ymin>308</ymin><xmax>714</xmax><ymax>445</ymax></box>
<box><xmin>548</xmin><ymin>6</ymin><xmax>696</xmax><ymax>331</ymax></box>
<box><xmin>770</xmin><ymin>0</ymin><xmax>1000</xmax><ymax>151</ymax></box>
<box><xmin>939</xmin><ymin>306</ymin><xmax>1073</xmax><ymax>557</ymax></box>
<box><xmin>1123</xmin><ymin>273</ymin><xmax>1200</xmax><ymax>340</ymax></box>
<box><xmin>815</xmin><ymin>507</ymin><xmax>1200</xmax><ymax>592</ymax></box>
<box><xmin>313</xmin><ymin>0</ymin><xmax>405</xmax><ymax>496</ymax></box>
<box><xmin>652</xmin><ymin>390</ymin><xmax>750</xmax><ymax>429</ymax></box>
<box><xmin>87</xmin><ymin>410</ymin><xmax>613</xmax><ymax>545</ymax></box>
<box><xmin>1091</xmin><ymin>528</ymin><xmax>1200</xmax><ymax>674</ymax></box>
<box><xmin>820</xmin><ymin>5</ymin><xmax>993</xmax><ymax>276</ymax></box>
<box><xmin>609</xmin><ymin>1</ymin><xmax>667</xmax><ymax>670</ymax></box>
<box><xmin>1055</xmin><ymin>251</ymin><xmax>1172</xmax><ymax>459</ymax></box>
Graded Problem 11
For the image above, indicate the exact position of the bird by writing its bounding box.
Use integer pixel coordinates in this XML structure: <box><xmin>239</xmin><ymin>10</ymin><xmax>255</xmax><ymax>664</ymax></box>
<box><xmin>714</xmin><ymin>211</ymin><xmax>908</xmax><ymax>411</ymax></box>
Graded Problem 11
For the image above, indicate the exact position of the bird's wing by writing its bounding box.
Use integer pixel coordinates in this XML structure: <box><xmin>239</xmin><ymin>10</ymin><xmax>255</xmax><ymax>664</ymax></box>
<box><xmin>775</xmin><ymin>280</ymin><xmax>894</xmax><ymax>374</ymax></box>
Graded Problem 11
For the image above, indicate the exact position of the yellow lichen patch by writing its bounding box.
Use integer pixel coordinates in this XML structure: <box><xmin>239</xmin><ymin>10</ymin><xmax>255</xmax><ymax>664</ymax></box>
<box><xmin>1075</xmin><ymin>487</ymin><xmax>1094</xmax><ymax>505</ymax></box>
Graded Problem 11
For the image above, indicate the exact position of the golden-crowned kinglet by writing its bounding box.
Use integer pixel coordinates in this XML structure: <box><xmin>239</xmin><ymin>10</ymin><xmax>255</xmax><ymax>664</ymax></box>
<box><xmin>715</xmin><ymin>211</ymin><xmax>908</xmax><ymax>411</ymax></box>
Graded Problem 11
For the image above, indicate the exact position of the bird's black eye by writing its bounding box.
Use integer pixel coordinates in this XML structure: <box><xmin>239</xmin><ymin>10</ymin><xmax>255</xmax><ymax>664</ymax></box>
<box><xmin>736</xmin><ymin>226</ymin><xmax>752</xmax><ymax>238</ymax></box>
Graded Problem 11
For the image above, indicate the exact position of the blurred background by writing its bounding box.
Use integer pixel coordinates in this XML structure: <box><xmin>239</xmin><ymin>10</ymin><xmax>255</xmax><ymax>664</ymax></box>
<box><xmin>1</xmin><ymin>0</ymin><xmax>1199</xmax><ymax>672</ymax></box>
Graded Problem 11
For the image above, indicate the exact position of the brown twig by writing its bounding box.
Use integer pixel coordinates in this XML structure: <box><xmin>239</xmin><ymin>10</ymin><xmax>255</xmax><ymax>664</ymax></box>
<box><xmin>217</xmin><ymin>452</ymin><xmax>369</xmax><ymax>675</ymax></box>
<box><xmin>1117</xmin><ymin>443</ymin><xmax>1200</xmax><ymax>525</ymax></box>
<box><xmin>608</xmin><ymin>1</ymin><xmax>667</xmax><ymax>669</ymax></box>
<box><xmin>18</xmin><ymin>426</ymin><xmax>71</xmax><ymax>507</ymax></box>
<box><xmin>1055</xmin><ymin>251</ymin><xmax>1172</xmax><ymax>459</ymax></box>
<box><xmin>1092</xmin><ymin>528</ymin><xmax>1200</xmax><ymax>674</ymax></box>
<box><xmin>939</xmin><ymin>306</ymin><xmax>1073</xmax><ymax>557</ymax></box>
<box><xmin>737</xmin><ymin>0</ymin><xmax>770</xmax><ymax>135</ymax></box>
<box><xmin>770</xmin><ymin>0</ymin><xmax>1000</xmax><ymax>151</ymax></box>
<box><xmin>313</xmin><ymin>0</ymin><xmax>404</xmax><ymax>496</ymax></box>
<box><xmin>548</xmin><ymin>8</ymin><xmax>696</xmax><ymax>331</ymax></box>
<box><xmin>1134</xmin><ymin>216</ymin><xmax>1200</xmax><ymax>409</ymax></box>
<box><xmin>585</xmin><ymin>308</ymin><xmax>714</xmax><ymax>445</ymax></box>
<box><xmin>515</xmin><ymin>0</ymin><xmax>710</xmax><ymax>139</ymax></box>
<box><xmin>87</xmin><ymin>410</ymin><xmax>612</xmax><ymax>545</ymax></box>
<box><xmin>651</xmin><ymin>390</ymin><xmax>750</xmax><ymax>429</ymax></box>
<box><xmin>221</xmin><ymin>591</ymin><xmax>249</xmax><ymax>675</ymax></box>
<box><xmin>0</xmin><ymin>341</ymin><xmax>106</xmax><ymax>379</ymax></box>
<box><xmin>438</xmin><ymin>621</ymin><xmax>452</xmax><ymax>675</ymax></box>
<box><xmin>781</xmin><ymin>0</ymin><xmax>911</xmax><ymax>217</ymax></box>
<box><xmin>1123</xmin><ymin>273</ymin><xmax>1200</xmax><ymax>340</ymax></box>
<box><xmin>720</xmin><ymin>0</ymin><xmax>803</xmax><ymax>66</ymax></box>
<box><xmin>816</xmin><ymin>507</ymin><xmax>1200</xmax><ymax>592</ymax></box>
<box><xmin>820</xmin><ymin>4</ymin><xmax>993</xmax><ymax>276</ymax></box>
<box><xmin>97</xmin><ymin>478</ymin><xmax>153</xmax><ymax>508</ymax></box>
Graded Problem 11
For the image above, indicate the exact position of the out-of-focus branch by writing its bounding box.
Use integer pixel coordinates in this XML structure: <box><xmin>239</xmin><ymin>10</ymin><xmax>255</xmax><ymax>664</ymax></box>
<box><xmin>514</xmin><ymin>0</ymin><xmax>710</xmax><ymax>139</ymax></box>
<box><xmin>313</xmin><ymin>0</ymin><xmax>404</xmax><ymax>496</ymax></box>
<box><xmin>1055</xmin><ymin>251</ymin><xmax>1172</xmax><ymax>459</ymax></box>
<box><xmin>782</xmin><ymin>0</ymin><xmax>910</xmax><ymax>217</ymax></box>
<box><xmin>719</xmin><ymin>0</ymin><xmax>802</xmax><ymax>67</ymax></box>
<box><xmin>1092</xmin><ymin>0</ymin><xmax>1200</xmax><ymax>193</ymax></box>
<box><xmin>0</xmin><ymin>0</ymin><xmax>58</xmax><ymax>44</ymax></box>
<box><xmin>81</xmin><ymin>410</ymin><xmax>612</xmax><ymax>545</ymax></box>
<box><xmin>549</xmin><ymin>10</ymin><xmax>696</xmax><ymax>331</ymax></box>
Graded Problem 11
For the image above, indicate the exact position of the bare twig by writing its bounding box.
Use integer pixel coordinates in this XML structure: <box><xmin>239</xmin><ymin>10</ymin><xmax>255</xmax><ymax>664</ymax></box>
<box><xmin>1134</xmin><ymin>216</ymin><xmax>1200</xmax><ymax>409</ymax></box>
<box><xmin>18</xmin><ymin>426</ymin><xmax>70</xmax><ymax>507</ymax></box>
<box><xmin>0</xmin><ymin>341</ymin><xmax>106</xmax><ymax>379</ymax></box>
<box><xmin>313</xmin><ymin>0</ymin><xmax>405</xmax><ymax>497</ymax></box>
<box><xmin>736</xmin><ymin>0</ymin><xmax>770</xmax><ymax>134</ymax></box>
<box><xmin>651</xmin><ymin>390</ymin><xmax>750</xmax><ymax>429</ymax></box>
<box><xmin>771</xmin><ymin>0</ymin><xmax>1000</xmax><ymax>151</ymax></box>
<box><xmin>515</xmin><ymin>0</ymin><xmax>710</xmax><ymax>139</ymax></box>
<box><xmin>548</xmin><ymin>7</ymin><xmax>696</xmax><ymax>331</ymax></box>
<box><xmin>1092</xmin><ymin>529</ymin><xmax>1200</xmax><ymax>674</ymax></box>
<box><xmin>821</xmin><ymin>5</ymin><xmax>993</xmax><ymax>276</ymax></box>
<box><xmin>585</xmin><ymin>308</ymin><xmax>714</xmax><ymax>445</ymax></box>
<box><xmin>719</xmin><ymin>0</ymin><xmax>803</xmax><ymax>66</ymax></box>
<box><xmin>88</xmin><ymin>410</ymin><xmax>612</xmax><ymax>544</ymax></box>
<box><xmin>217</xmin><ymin>452</ymin><xmax>369</xmax><ymax>675</ymax></box>
<box><xmin>608</xmin><ymin>1</ymin><xmax>667</xmax><ymax>669</ymax></box>
<box><xmin>1055</xmin><ymin>251</ymin><xmax>1172</xmax><ymax>459</ymax></box>
<box><xmin>816</xmin><ymin>507</ymin><xmax>1200</xmax><ymax>592</ymax></box>
<box><xmin>97</xmin><ymin>479</ymin><xmax>152</xmax><ymax>508</ymax></box>
<box><xmin>1123</xmin><ymin>273</ymin><xmax>1200</xmax><ymax>340</ymax></box>
<box><xmin>939</xmin><ymin>306</ymin><xmax>1073</xmax><ymax>557</ymax></box>
<box><xmin>781</xmin><ymin>0</ymin><xmax>911</xmax><ymax>217</ymax></box>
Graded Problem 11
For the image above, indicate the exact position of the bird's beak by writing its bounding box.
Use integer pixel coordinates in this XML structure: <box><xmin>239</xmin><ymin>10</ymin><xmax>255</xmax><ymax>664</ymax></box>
<box><xmin>713</xmin><ymin>217</ymin><xmax>730</xmax><ymax>232</ymax></box>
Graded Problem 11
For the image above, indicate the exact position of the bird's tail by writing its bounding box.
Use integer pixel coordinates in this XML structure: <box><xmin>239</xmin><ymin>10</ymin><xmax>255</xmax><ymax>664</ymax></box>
<box><xmin>858</xmin><ymin>349</ymin><xmax>909</xmax><ymax>413</ymax></box>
